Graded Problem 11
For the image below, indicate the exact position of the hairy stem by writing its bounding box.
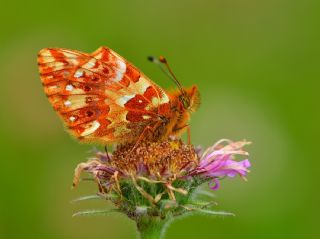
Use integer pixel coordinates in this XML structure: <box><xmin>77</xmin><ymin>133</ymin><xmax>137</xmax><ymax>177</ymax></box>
<box><xmin>137</xmin><ymin>216</ymin><xmax>168</xmax><ymax>239</ymax></box>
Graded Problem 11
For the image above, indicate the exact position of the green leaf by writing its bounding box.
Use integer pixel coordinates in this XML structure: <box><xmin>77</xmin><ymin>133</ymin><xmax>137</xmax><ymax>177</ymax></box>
<box><xmin>191</xmin><ymin>188</ymin><xmax>216</xmax><ymax>200</ymax></box>
<box><xmin>72</xmin><ymin>208</ymin><xmax>121</xmax><ymax>217</ymax></box>
<box><xmin>71</xmin><ymin>193</ymin><xmax>118</xmax><ymax>203</ymax></box>
<box><xmin>193</xmin><ymin>208</ymin><xmax>235</xmax><ymax>217</ymax></box>
<box><xmin>71</xmin><ymin>194</ymin><xmax>102</xmax><ymax>203</ymax></box>
<box><xmin>187</xmin><ymin>200</ymin><xmax>217</xmax><ymax>208</ymax></box>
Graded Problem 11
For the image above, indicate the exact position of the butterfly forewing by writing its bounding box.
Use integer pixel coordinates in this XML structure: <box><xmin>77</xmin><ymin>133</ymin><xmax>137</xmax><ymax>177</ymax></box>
<box><xmin>38</xmin><ymin>47</ymin><xmax>170</xmax><ymax>144</ymax></box>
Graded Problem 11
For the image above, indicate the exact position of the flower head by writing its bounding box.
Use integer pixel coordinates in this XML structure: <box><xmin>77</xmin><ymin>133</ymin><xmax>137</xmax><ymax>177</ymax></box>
<box><xmin>73</xmin><ymin>138</ymin><xmax>251</xmax><ymax>220</ymax></box>
<box><xmin>72</xmin><ymin>138</ymin><xmax>251</xmax><ymax>239</ymax></box>
<box><xmin>73</xmin><ymin>139</ymin><xmax>198</xmax><ymax>205</ymax></box>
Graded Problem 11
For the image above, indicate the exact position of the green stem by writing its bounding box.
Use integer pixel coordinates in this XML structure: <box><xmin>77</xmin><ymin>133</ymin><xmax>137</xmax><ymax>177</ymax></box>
<box><xmin>137</xmin><ymin>216</ymin><xmax>168</xmax><ymax>239</ymax></box>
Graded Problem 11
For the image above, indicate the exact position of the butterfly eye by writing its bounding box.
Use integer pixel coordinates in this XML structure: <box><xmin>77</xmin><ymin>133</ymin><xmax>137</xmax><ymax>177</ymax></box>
<box><xmin>183</xmin><ymin>99</ymin><xmax>189</xmax><ymax>109</ymax></box>
<box><xmin>179</xmin><ymin>95</ymin><xmax>190</xmax><ymax>109</ymax></box>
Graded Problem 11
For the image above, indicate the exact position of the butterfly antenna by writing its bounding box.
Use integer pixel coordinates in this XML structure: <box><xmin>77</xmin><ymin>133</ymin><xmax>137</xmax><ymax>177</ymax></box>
<box><xmin>148</xmin><ymin>56</ymin><xmax>185</xmax><ymax>95</ymax></box>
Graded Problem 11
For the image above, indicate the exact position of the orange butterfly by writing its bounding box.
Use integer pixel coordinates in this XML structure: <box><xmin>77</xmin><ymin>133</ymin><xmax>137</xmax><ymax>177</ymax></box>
<box><xmin>38</xmin><ymin>46</ymin><xmax>200</xmax><ymax>145</ymax></box>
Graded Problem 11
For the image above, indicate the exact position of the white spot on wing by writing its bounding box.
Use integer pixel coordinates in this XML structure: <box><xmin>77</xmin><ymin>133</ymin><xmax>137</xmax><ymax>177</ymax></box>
<box><xmin>113</xmin><ymin>59</ymin><xmax>126</xmax><ymax>82</ymax></box>
<box><xmin>80</xmin><ymin>120</ymin><xmax>100</xmax><ymax>137</ymax></box>
<box><xmin>142</xmin><ymin>115</ymin><xmax>151</xmax><ymax>120</ymax></box>
<box><xmin>64</xmin><ymin>100</ymin><xmax>72</xmax><ymax>107</ymax></box>
<box><xmin>117</xmin><ymin>94</ymin><xmax>135</xmax><ymax>106</ymax></box>
<box><xmin>69</xmin><ymin>116</ymin><xmax>76</xmax><ymax>122</ymax></box>
<box><xmin>65</xmin><ymin>84</ymin><xmax>74</xmax><ymax>91</ymax></box>
<box><xmin>74</xmin><ymin>70</ymin><xmax>83</xmax><ymax>78</ymax></box>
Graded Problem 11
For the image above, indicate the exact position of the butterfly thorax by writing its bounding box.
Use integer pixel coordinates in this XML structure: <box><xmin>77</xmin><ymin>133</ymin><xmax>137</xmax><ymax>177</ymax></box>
<box><xmin>159</xmin><ymin>85</ymin><xmax>200</xmax><ymax>139</ymax></box>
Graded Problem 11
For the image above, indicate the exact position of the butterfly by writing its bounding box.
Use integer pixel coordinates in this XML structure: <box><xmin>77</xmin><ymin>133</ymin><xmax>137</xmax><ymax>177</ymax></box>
<box><xmin>37</xmin><ymin>46</ymin><xmax>200</xmax><ymax>145</ymax></box>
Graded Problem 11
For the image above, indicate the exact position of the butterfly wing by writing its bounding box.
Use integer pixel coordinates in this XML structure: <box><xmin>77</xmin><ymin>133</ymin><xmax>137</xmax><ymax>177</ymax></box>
<box><xmin>38</xmin><ymin>47</ymin><xmax>171</xmax><ymax>144</ymax></box>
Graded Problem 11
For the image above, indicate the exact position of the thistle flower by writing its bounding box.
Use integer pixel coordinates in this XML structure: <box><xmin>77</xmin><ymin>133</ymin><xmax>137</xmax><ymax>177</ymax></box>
<box><xmin>72</xmin><ymin>139</ymin><xmax>251</xmax><ymax>239</ymax></box>
<box><xmin>190</xmin><ymin>139</ymin><xmax>251</xmax><ymax>190</ymax></box>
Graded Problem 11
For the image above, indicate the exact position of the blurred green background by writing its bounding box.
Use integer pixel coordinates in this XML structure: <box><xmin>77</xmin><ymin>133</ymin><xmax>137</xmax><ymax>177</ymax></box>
<box><xmin>0</xmin><ymin>0</ymin><xmax>319</xmax><ymax>238</ymax></box>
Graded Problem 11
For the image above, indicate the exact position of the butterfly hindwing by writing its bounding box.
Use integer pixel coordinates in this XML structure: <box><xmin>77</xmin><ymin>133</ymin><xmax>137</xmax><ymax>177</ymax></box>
<box><xmin>38</xmin><ymin>47</ymin><xmax>170</xmax><ymax>144</ymax></box>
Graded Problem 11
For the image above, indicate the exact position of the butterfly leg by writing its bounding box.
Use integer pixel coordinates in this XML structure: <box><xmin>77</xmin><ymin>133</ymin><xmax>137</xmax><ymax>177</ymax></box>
<box><xmin>129</xmin><ymin>121</ymin><xmax>162</xmax><ymax>155</ymax></box>
<box><xmin>104</xmin><ymin>145</ymin><xmax>112</xmax><ymax>161</ymax></box>
<box><xmin>187</xmin><ymin>125</ymin><xmax>191</xmax><ymax>145</ymax></box>
<box><xmin>128</xmin><ymin>126</ymin><xmax>154</xmax><ymax>155</ymax></box>
<box><xmin>172</xmin><ymin>124</ymin><xmax>191</xmax><ymax>144</ymax></box>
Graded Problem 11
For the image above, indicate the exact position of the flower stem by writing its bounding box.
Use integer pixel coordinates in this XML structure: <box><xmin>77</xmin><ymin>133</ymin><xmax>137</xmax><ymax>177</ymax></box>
<box><xmin>137</xmin><ymin>216</ymin><xmax>167</xmax><ymax>239</ymax></box>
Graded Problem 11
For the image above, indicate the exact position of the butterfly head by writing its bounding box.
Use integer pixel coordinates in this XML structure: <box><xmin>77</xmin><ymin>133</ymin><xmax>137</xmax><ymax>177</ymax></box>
<box><xmin>179</xmin><ymin>85</ymin><xmax>200</xmax><ymax>112</ymax></box>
